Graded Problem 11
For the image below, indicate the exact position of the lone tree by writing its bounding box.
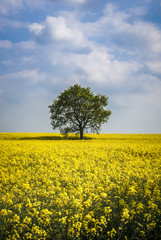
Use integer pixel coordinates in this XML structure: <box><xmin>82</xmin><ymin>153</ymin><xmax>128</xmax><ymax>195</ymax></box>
<box><xmin>48</xmin><ymin>84</ymin><xmax>112</xmax><ymax>139</ymax></box>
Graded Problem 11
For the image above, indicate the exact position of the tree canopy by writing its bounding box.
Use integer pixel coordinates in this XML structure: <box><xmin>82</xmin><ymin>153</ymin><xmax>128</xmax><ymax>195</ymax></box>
<box><xmin>48</xmin><ymin>84</ymin><xmax>112</xmax><ymax>139</ymax></box>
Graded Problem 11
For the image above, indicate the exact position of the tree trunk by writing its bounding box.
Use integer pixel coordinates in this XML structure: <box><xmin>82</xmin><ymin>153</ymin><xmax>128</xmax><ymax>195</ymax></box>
<box><xmin>80</xmin><ymin>128</ymin><xmax>83</xmax><ymax>140</ymax></box>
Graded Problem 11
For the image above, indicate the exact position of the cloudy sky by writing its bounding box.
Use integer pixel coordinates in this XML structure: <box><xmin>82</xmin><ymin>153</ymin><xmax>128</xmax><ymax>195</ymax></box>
<box><xmin>0</xmin><ymin>0</ymin><xmax>161</xmax><ymax>133</ymax></box>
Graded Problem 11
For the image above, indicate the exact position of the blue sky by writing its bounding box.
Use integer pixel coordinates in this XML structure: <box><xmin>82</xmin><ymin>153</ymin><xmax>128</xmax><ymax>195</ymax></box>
<box><xmin>0</xmin><ymin>0</ymin><xmax>161</xmax><ymax>133</ymax></box>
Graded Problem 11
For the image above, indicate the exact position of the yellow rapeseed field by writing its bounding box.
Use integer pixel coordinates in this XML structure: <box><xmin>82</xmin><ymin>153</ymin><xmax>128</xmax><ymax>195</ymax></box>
<box><xmin>0</xmin><ymin>133</ymin><xmax>161</xmax><ymax>240</ymax></box>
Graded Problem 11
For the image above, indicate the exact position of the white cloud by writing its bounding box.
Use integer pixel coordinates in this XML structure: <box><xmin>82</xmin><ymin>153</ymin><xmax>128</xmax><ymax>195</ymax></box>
<box><xmin>0</xmin><ymin>0</ymin><xmax>46</xmax><ymax>15</ymax></box>
<box><xmin>129</xmin><ymin>21</ymin><xmax>161</xmax><ymax>54</ymax></box>
<box><xmin>83</xmin><ymin>3</ymin><xmax>161</xmax><ymax>58</ymax></box>
<box><xmin>128</xmin><ymin>6</ymin><xmax>147</xmax><ymax>16</ymax></box>
<box><xmin>28</xmin><ymin>3</ymin><xmax>161</xmax><ymax>59</ymax></box>
<box><xmin>46</xmin><ymin>16</ymin><xmax>79</xmax><ymax>41</ymax></box>
<box><xmin>26</xmin><ymin>4</ymin><xmax>161</xmax><ymax>92</ymax></box>
<box><xmin>0</xmin><ymin>70</ymin><xmax>46</xmax><ymax>84</ymax></box>
<box><xmin>103</xmin><ymin>3</ymin><xmax>119</xmax><ymax>15</ymax></box>
<box><xmin>21</xmin><ymin>56</ymin><xmax>34</xmax><ymax>63</ymax></box>
<box><xmin>29</xmin><ymin>23</ymin><xmax>45</xmax><ymax>35</ymax></box>
<box><xmin>25</xmin><ymin>0</ymin><xmax>45</xmax><ymax>8</ymax></box>
<box><xmin>145</xmin><ymin>60</ymin><xmax>161</xmax><ymax>75</ymax></box>
<box><xmin>0</xmin><ymin>0</ymin><xmax>23</xmax><ymax>14</ymax></box>
<box><xmin>16</xmin><ymin>41</ymin><xmax>37</xmax><ymax>50</ymax></box>
<box><xmin>0</xmin><ymin>40</ymin><xmax>13</xmax><ymax>49</ymax></box>
<box><xmin>65</xmin><ymin>0</ymin><xmax>86</xmax><ymax>4</ymax></box>
<box><xmin>29</xmin><ymin>15</ymin><xmax>84</xmax><ymax>45</ymax></box>
<box><xmin>0</xmin><ymin>0</ymin><xmax>86</xmax><ymax>15</ymax></box>
<box><xmin>1</xmin><ymin>60</ymin><xmax>12</xmax><ymax>65</ymax></box>
<box><xmin>0</xmin><ymin>18</ymin><xmax>25</xmax><ymax>30</ymax></box>
<box><xmin>26</xmin><ymin>6</ymin><xmax>161</xmax><ymax>94</ymax></box>
<box><xmin>50</xmin><ymin>46</ymin><xmax>142</xmax><ymax>86</ymax></box>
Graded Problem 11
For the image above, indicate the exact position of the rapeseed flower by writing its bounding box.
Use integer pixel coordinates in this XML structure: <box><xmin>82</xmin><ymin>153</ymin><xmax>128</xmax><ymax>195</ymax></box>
<box><xmin>0</xmin><ymin>133</ymin><xmax>161</xmax><ymax>239</ymax></box>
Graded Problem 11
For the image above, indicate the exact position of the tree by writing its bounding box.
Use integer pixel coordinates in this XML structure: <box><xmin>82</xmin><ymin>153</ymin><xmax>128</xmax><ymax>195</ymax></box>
<box><xmin>48</xmin><ymin>84</ymin><xmax>112</xmax><ymax>139</ymax></box>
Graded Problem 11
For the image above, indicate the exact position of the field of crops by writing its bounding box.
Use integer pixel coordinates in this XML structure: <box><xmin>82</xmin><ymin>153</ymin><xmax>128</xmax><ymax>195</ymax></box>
<box><xmin>0</xmin><ymin>133</ymin><xmax>161</xmax><ymax>240</ymax></box>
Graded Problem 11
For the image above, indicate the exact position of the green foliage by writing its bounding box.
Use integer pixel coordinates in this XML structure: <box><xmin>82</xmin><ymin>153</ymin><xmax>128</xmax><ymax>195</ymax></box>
<box><xmin>48</xmin><ymin>85</ymin><xmax>112</xmax><ymax>139</ymax></box>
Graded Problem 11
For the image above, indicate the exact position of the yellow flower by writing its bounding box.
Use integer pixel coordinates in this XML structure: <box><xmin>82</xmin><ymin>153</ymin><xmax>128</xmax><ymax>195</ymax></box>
<box><xmin>0</xmin><ymin>133</ymin><xmax>161</xmax><ymax>239</ymax></box>
<box><xmin>0</xmin><ymin>209</ymin><xmax>8</xmax><ymax>216</ymax></box>
<box><xmin>13</xmin><ymin>214</ymin><xmax>20</xmax><ymax>223</ymax></box>
<box><xmin>122</xmin><ymin>208</ymin><xmax>130</xmax><ymax>220</ymax></box>
<box><xmin>23</xmin><ymin>216</ymin><xmax>32</xmax><ymax>225</ymax></box>
<box><xmin>100</xmin><ymin>192</ymin><xmax>107</xmax><ymax>198</ymax></box>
